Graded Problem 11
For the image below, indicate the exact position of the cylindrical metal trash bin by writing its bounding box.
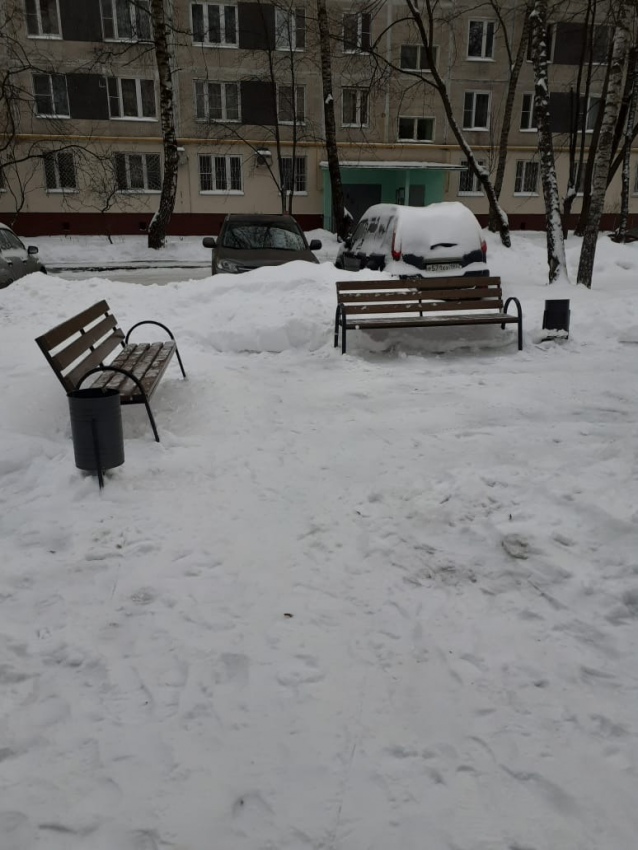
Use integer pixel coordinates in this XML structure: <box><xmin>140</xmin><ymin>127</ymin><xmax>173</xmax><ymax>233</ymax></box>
<box><xmin>68</xmin><ymin>388</ymin><xmax>124</xmax><ymax>478</ymax></box>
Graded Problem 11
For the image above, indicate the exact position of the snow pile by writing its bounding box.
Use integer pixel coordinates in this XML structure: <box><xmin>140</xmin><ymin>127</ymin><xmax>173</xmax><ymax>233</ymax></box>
<box><xmin>1</xmin><ymin>233</ymin><xmax>638</xmax><ymax>849</ymax></box>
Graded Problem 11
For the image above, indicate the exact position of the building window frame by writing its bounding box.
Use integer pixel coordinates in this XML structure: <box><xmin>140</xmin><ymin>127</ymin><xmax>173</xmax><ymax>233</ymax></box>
<box><xmin>43</xmin><ymin>150</ymin><xmax>78</xmax><ymax>192</ymax></box>
<box><xmin>467</xmin><ymin>19</ymin><xmax>495</xmax><ymax>60</ymax></box>
<box><xmin>520</xmin><ymin>92</ymin><xmax>536</xmax><ymax>131</ymax></box>
<box><xmin>199</xmin><ymin>154</ymin><xmax>243</xmax><ymax>194</ymax></box>
<box><xmin>191</xmin><ymin>2</ymin><xmax>238</xmax><ymax>47</ymax></box>
<box><xmin>281</xmin><ymin>155</ymin><xmax>307</xmax><ymax>194</ymax></box>
<box><xmin>24</xmin><ymin>0</ymin><xmax>62</xmax><ymax>38</ymax></box>
<box><xmin>32</xmin><ymin>73</ymin><xmax>69</xmax><ymax>118</ymax></box>
<box><xmin>107</xmin><ymin>77</ymin><xmax>157</xmax><ymax>120</ymax></box>
<box><xmin>463</xmin><ymin>90</ymin><xmax>491</xmax><ymax>130</ymax></box>
<box><xmin>585</xmin><ymin>94</ymin><xmax>601</xmax><ymax>133</ymax></box>
<box><xmin>514</xmin><ymin>159</ymin><xmax>540</xmax><ymax>196</ymax></box>
<box><xmin>277</xmin><ymin>85</ymin><xmax>305</xmax><ymax>125</ymax></box>
<box><xmin>275</xmin><ymin>7</ymin><xmax>305</xmax><ymax>51</ymax></box>
<box><xmin>100</xmin><ymin>0</ymin><xmax>153</xmax><ymax>42</ymax></box>
<box><xmin>399</xmin><ymin>43</ymin><xmax>438</xmax><ymax>73</ymax></box>
<box><xmin>458</xmin><ymin>159</ymin><xmax>484</xmax><ymax>196</ymax></box>
<box><xmin>194</xmin><ymin>80</ymin><xmax>240</xmax><ymax>122</ymax></box>
<box><xmin>114</xmin><ymin>151</ymin><xmax>162</xmax><ymax>192</ymax></box>
<box><xmin>342</xmin><ymin>87</ymin><xmax>369</xmax><ymax>128</ymax></box>
<box><xmin>633</xmin><ymin>164</ymin><xmax>638</xmax><ymax>196</ymax></box>
<box><xmin>397</xmin><ymin>115</ymin><xmax>435</xmax><ymax>143</ymax></box>
<box><xmin>343</xmin><ymin>11</ymin><xmax>371</xmax><ymax>54</ymax></box>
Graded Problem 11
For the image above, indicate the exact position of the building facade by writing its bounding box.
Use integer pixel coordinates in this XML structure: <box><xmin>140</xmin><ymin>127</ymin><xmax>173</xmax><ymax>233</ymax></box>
<box><xmin>1</xmin><ymin>0</ymin><xmax>636</xmax><ymax>235</ymax></box>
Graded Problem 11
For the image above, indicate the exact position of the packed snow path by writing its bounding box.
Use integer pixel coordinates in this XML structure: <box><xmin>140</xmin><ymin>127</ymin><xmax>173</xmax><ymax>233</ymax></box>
<box><xmin>1</xmin><ymin>233</ymin><xmax>637</xmax><ymax>849</ymax></box>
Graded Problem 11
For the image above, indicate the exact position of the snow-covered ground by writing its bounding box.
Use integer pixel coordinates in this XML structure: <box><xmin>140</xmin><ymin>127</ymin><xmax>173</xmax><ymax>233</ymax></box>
<box><xmin>1</xmin><ymin>232</ymin><xmax>638</xmax><ymax>850</ymax></box>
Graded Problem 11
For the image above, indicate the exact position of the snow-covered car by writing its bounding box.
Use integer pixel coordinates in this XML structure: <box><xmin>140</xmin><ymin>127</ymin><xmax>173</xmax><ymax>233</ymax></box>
<box><xmin>203</xmin><ymin>213</ymin><xmax>322</xmax><ymax>274</ymax></box>
<box><xmin>0</xmin><ymin>223</ymin><xmax>46</xmax><ymax>288</ymax></box>
<box><xmin>335</xmin><ymin>202</ymin><xmax>489</xmax><ymax>278</ymax></box>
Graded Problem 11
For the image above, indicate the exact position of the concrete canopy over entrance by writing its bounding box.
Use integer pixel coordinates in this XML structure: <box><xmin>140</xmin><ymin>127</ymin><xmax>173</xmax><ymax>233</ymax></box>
<box><xmin>319</xmin><ymin>160</ymin><xmax>465</xmax><ymax>230</ymax></box>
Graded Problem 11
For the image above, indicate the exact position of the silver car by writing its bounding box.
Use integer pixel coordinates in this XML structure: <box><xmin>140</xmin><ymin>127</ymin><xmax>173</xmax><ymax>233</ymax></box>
<box><xmin>0</xmin><ymin>223</ymin><xmax>46</xmax><ymax>288</ymax></box>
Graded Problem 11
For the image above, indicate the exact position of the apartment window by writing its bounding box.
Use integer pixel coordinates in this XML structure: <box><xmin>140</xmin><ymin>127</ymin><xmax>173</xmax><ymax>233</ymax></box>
<box><xmin>585</xmin><ymin>95</ymin><xmax>601</xmax><ymax>132</ymax></box>
<box><xmin>275</xmin><ymin>8</ymin><xmax>305</xmax><ymax>50</ymax></box>
<box><xmin>33</xmin><ymin>73</ymin><xmax>69</xmax><ymax>117</ymax></box>
<box><xmin>191</xmin><ymin>3</ymin><xmax>237</xmax><ymax>46</ymax></box>
<box><xmin>398</xmin><ymin>116</ymin><xmax>434</xmax><ymax>142</ymax></box>
<box><xmin>194</xmin><ymin>81</ymin><xmax>239</xmax><ymax>121</ymax></box>
<box><xmin>107</xmin><ymin>78</ymin><xmax>156</xmax><ymax>119</ymax></box>
<box><xmin>278</xmin><ymin>85</ymin><xmax>305</xmax><ymax>124</ymax></box>
<box><xmin>526</xmin><ymin>23</ymin><xmax>554</xmax><ymax>61</ymax></box>
<box><xmin>514</xmin><ymin>160</ymin><xmax>539</xmax><ymax>195</ymax></box>
<box><xmin>281</xmin><ymin>156</ymin><xmax>307</xmax><ymax>193</ymax></box>
<box><xmin>44</xmin><ymin>151</ymin><xmax>77</xmax><ymax>191</ymax></box>
<box><xmin>520</xmin><ymin>93</ymin><xmax>536</xmax><ymax>130</ymax></box>
<box><xmin>100</xmin><ymin>0</ymin><xmax>152</xmax><ymax>41</ymax></box>
<box><xmin>400</xmin><ymin>44</ymin><xmax>438</xmax><ymax>72</ymax></box>
<box><xmin>25</xmin><ymin>0</ymin><xmax>61</xmax><ymax>37</ymax></box>
<box><xmin>114</xmin><ymin>152</ymin><xmax>161</xmax><ymax>191</ymax></box>
<box><xmin>468</xmin><ymin>20</ymin><xmax>495</xmax><ymax>59</ymax></box>
<box><xmin>463</xmin><ymin>91</ymin><xmax>490</xmax><ymax>130</ymax></box>
<box><xmin>458</xmin><ymin>159</ymin><xmax>484</xmax><ymax>195</ymax></box>
<box><xmin>343</xmin><ymin>12</ymin><xmax>371</xmax><ymax>53</ymax></box>
<box><xmin>342</xmin><ymin>88</ymin><xmax>368</xmax><ymax>127</ymax></box>
<box><xmin>199</xmin><ymin>154</ymin><xmax>243</xmax><ymax>193</ymax></box>
<box><xmin>634</xmin><ymin>165</ymin><xmax>638</xmax><ymax>195</ymax></box>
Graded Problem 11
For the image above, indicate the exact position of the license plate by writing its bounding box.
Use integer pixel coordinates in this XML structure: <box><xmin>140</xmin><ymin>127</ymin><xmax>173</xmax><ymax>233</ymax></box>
<box><xmin>425</xmin><ymin>262</ymin><xmax>462</xmax><ymax>272</ymax></box>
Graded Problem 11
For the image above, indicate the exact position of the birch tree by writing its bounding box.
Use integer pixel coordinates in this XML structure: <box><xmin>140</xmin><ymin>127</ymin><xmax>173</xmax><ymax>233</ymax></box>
<box><xmin>577</xmin><ymin>0</ymin><xmax>630</xmax><ymax>287</ymax></box>
<box><xmin>615</xmin><ymin>46</ymin><xmax>638</xmax><ymax>241</ymax></box>
<box><xmin>531</xmin><ymin>0</ymin><xmax>568</xmax><ymax>282</ymax></box>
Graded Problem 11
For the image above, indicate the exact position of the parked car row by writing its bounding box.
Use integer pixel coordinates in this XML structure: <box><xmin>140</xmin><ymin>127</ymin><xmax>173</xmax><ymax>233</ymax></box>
<box><xmin>0</xmin><ymin>223</ymin><xmax>46</xmax><ymax>288</ymax></box>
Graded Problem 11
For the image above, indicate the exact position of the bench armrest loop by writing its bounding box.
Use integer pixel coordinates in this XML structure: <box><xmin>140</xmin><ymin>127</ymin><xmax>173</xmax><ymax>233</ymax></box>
<box><xmin>77</xmin><ymin>366</ymin><xmax>160</xmax><ymax>442</ymax></box>
<box><xmin>503</xmin><ymin>297</ymin><xmax>523</xmax><ymax>351</ymax></box>
<box><xmin>125</xmin><ymin>320</ymin><xmax>176</xmax><ymax>344</ymax></box>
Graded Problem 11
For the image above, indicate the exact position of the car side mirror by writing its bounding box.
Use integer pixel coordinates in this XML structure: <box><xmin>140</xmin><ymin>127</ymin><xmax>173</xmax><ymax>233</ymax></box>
<box><xmin>27</xmin><ymin>245</ymin><xmax>39</xmax><ymax>255</ymax></box>
<box><xmin>202</xmin><ymin>236</ymin><xmax>216</xmax><ymax>248</ymax></box>
<box><xmin>309</xmin><ymin>239</ymin><xmax>322</xmax><ymax>250</ymax></box>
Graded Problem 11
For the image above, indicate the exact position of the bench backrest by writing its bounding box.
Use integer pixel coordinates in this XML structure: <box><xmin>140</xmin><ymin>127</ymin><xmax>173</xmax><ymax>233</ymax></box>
<box><xmin>35</xmin><ymin>300</ymin><xmax>125</xmax><ymax>392</ymax></box>
<box><xmin>336</xmin><ymin>276</ymin><xmax>503</xmax><ymax>317</ymax></box>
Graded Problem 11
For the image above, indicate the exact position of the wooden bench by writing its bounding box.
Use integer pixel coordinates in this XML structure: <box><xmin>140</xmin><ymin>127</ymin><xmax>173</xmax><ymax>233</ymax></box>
<box><xmin>334</xmin><ymin>276</ymin><xmax>523</xmax><ymax>354</ymax></box>
<box><xmin>36</xmin><ymin>300</ymin><xmax>187</xmax><ymax>442</ymax></box>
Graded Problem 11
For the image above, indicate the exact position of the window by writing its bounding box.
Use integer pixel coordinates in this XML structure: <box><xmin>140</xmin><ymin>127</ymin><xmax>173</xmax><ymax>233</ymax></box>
<box><xmin>25</xmin><ymin>0</ymin><xmax>61</xmax><ymax>37</ymax></box>
<box><xmin>114</xmin><ymin>152</ymin><xmax>161</xmax><ymax>191</ymax></box>
<box><xmin>463</xmin><ymin>91</ymin><xmax>490</xmax><ymax>130</ymax></box>
<box><xmin>194</xmin><ymin>81</ymin><xmax>239</xmax><ymax>121</ymax></box>
<box><xmin>400</xmin><ymin>44</ymin><xmax>438</xmax><ymax>72</ymax></box>
<box><xmin>278</xmin><ymin>85</ymin><xmax>305</xmax><ymax>124</ymax></box>
<box><xmin>33</xmin><ymin>74</ymin><xmax>69</xmax><ymax>117</ymax></box>
<box><xmin>398</xmin><ymin>116</ymin><xmax>434</xmax><ymax>142</ymax></box>
<box><xmin>0</xmin><ymin>162</ymin><xmax>5</xmax><ymax>191</ymax></box>
<box><xmin>526</xmin><ymin>23</ymin><xmax>554</xmax><ymax>62</ymax></box>
<box><xmin>281</xmin><ymin>156</ymin><xmax>307</xmax><ymax>193</ymax></box>
<box><xmin>342</xmin><ymin>88</ymin><xmax>368</xmax><ymax>127</ymax></box>
<box><xmin>571</xmin><ymin>160</ymin><xmax>585</xmax><ymax>194</ymax></box>
<box><xmin>100</xmin><ymin>0</ymin><xmax>152</xmax><ymax>41</ymax></box>
<box><xmin>585</xmin><ymin>95</ymin><xmax>601</xmax><ymax>132</ymax></box>
<box><xmin>468</xmin><ymin>20</ymin><xmax>495</xmax><ymax>59</ymax></box>
<box><xmin>107</xmin><ymin>78</ymin><xmax>156</xmax><ymax>119</ymax></box>
<box><xmin>520</xmin><ymin>93</ymin><xmax>536</xmax><ymax>130</ymax></box>
<box><xmin>44</xmin><ymin>151</ymin><xmax>77</xmax><ymax>191</ymax></box>
<box><xmin>343</xmin><ymin>12</ymin><xmax>371</xmax><ymax>53</ymax></box>
<box><xmin>275</xmin><ymin>8</ymin><xmax>305</xmax><ymax>50</ymax></box>
<box><xmin>514</xmin><ymin>160</ymin><xmax>539</xmax><ymax>195</ymax></box>
<box><xmin>191</xmin><ymin>3</ymin><xmax>237</xmax><ymax>46</ymax></box>
<box><xmin>199</xmin><ymin>154</ymin><xmax>243</xmax><ymax>193</ymax></box>
<box><xmin>634</xmin><ymin>165</ymin><xmax>638</xmax><ymax>195</ymax></box>
<box><xmin>458</xmin><ymin>159</ymin><xmax>484</xmax><ymax>195</ymax></box>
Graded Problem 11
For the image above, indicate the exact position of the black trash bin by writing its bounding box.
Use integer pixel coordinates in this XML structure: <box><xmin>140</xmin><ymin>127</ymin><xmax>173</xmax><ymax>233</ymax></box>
<box><xmin>68</xmin><ymin>388</ymin><xmax>124</xmax><ymax>487</ymax></box>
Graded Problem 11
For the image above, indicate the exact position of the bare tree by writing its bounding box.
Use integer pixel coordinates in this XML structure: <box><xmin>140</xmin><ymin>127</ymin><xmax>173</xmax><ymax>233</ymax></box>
<box><xmin>614</xmin><ymin>46</ymin><xmax>638</xmax><ymax>241</ymax></box>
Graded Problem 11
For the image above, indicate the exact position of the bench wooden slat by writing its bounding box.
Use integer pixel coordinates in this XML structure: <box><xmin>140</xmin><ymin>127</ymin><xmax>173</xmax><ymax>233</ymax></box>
<box><xmin>53</xmin><ymin>315</ymin><xmax>121</xmax><ymax>372</ymax></box>
<box><xmin>136</xmin><ymin>344</ymin><xmax>176</xmax><ymax>400</ymax></box>
<box><xmin>345</xmin><ymin>299</ymin><xmax>503</xmax><ymax>316</ymax></box>
<box><xmin>65</xmin><ymin>332</ymin><xmax>127</xmax><ymax>391</ymax></box>
<box><xmin>35</xmin><ymin>300</ymin><xmax>111</xmax><ymax>350</ymax></box>
<box><xmin>336</xmin><ymin>277</ymin><xmax>501</xmax><ymax>292</ymax></box>
<box><xmin>346</xmin><ymin>314</ymin><xmax>518</xmax><ymax>329</ymax></box>
<box><xmin>117</xmin><ymin>343</ymin><xmax>164</xmax><ymax>398</ymax></box>
<box><xmin>339</xmin><ymin>289</ymin><xmax>502</xmax><ymax>304</ymax></box>
<box><xmin>90</xmin><ymin>343</ymin><xmax>152</xmax><ymax>394</ymax></box>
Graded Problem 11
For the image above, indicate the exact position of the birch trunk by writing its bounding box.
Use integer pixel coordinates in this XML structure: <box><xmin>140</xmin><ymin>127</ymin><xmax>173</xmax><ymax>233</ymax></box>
<box><xmin>577</xmin><ymin>1</ymin><xmax>630</xmax><ymax>287</ymax></box>
<box><xmin>531</xmin><ymin>0</ymin><xmax>568</xmax><ymax>282</ymax></box>
<box><xmin>316</xmin><ymin>0</ymin><xmax>347</xmax><ymax>238</ymax></box>
<box><xmin>147</xmin><ymin>0</ymin><xmax>179</xmax><ymax>250</ymax></box>
<box><xmin>615</xmin><ymin>47</ymin><xmax>637</xmax><ymax>241</ymax></box>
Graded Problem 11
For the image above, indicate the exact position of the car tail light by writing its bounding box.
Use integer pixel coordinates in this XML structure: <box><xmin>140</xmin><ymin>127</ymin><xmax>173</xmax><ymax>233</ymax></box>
<box><xmin>480</xmin><ymin>237</ymin><xmax>487</xmax><ymax>257</ymax></box>
<box><xmin>391</xmin><ymin>227</ymin><xmax>401</xmax><ymax>261</ymax></box>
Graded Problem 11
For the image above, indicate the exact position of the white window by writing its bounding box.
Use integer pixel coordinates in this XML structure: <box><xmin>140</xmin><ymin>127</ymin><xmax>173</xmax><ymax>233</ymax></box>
<box><xmin>194</xmin><ymin>81</ymin><xmax>240</xmax><ymax>121</ymax></box>
<box><xmin>33</xmin><ymin>73</ymin><xmax>69</xmax><ymax>117</ymax></box>
<box><xmin>514</xmin><ymin>160</ymin><xmax>539</xmax><ymax>195</ymax></box>
<box><xmin>526</xmin><ymin>23</ymin><xmax>555</xmax><ymax>62</ymax></box>
<box><xmin>100</xmin><ymin>0</ymin><xmax>152</xmax><ymax>41</ymax></box>
<box><xmin>107</xmin><ymin>78</ymin><xmax>156</xmax><ymax>119</ymax></box>
<box><xmin>278</xmin><ymin>85</ymin><xmax>305</xmax><ymax>124</ymax></box>
<box><xmin>114</xmin><ymin>152</ymin><xmax>161</xmax><ymax>191</ymax></box>
<box><xmin>199</xmin><ymin>154</ymin><xmax>243</xmax><ymax>193</ymax></box>
<box><xmin>281</xmin><ymin>155</ymin><xmax>307</xmax><ymax>193</ymax></box>
<box><xmin>468</xmin><ymin>20</ymin><xmax>495</xmax><ymax>59</ymax></box>
<box><xmin>398</xmin><ymin>116</ymin><xmax>434</xmax><ymax>142</ymax></box>
<box><xmin>275</xmin><ymin>8</ymin><xmax>305</xmax><ymax>50</ymax></box>
<box><xmin>520</xmin><ymin>93</ymin><xmax>536</xmax><ymax>130</ymax></box>
<box><xmin>458</xmin><ymin>159</ymin><xmax>484</xmax><ymax>195</ymax></box>
<box><xmin>400</xmin><ymin>44</ymin><xmax>438</xmax><ymax>72</ymax></box>
<box><xmin>44</xmin><ymin>151</ymin><xmax>77</xmax><ymax>191</ymax></box>
<box><xmin>25</xmin><ymin>0</ymin><xmax>61</xmax><ymax>37</ymax></box>
<box><xmin>342</xmin><ymin>88</ymin><xmax>368</xmax><ymax>127</ymax></box>
<box><xmin>191</xmin><ymin>3</ymin><xmax>237</xmax><ymax>46</ymax></box>
<box><xmin>343</xmin><ymin>12</ymin><xmax>371</xmax><ymax>53</ymax></box>
<box><xmin>585</xmin><ymin>95</ymin><xmax>601</xmax><ymax>132</ymax></box>
<box><xmin>463</xmin><ymin>91</ymin><xmax>490</xmax><ymax>130</ymax></box>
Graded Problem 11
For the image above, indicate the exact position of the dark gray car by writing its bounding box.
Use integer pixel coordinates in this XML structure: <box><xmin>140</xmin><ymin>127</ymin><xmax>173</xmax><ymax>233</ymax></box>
<box><xmin>203</xmin><ymin>213</ymin><xmax>321</xmax><ymax>274</ymax></box>
<box><xmin>0</xmin><ymin>223</ymin><xmax>46</xmax><ymax>288</ymax></box>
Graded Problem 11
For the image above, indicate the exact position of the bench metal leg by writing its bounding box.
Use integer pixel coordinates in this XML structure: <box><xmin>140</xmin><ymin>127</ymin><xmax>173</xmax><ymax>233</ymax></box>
<box><xmin>503</xmin><ymin>297</ymin><xmax>524</xmax><ymax>351</ymax></box>
<box><xmin>174</xmin><ymin>346</ymin><xmax>187</xmax><ymax>379</ymax></box>
<box><xmin>78</xmin><ymin>366</ymin><xmax>161</xmax><ymax>442</ymax></box>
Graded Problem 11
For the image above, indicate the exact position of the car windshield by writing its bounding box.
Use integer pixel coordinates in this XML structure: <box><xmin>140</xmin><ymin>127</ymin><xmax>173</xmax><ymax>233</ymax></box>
<box><xmin>222</xmin><ymin>223</ymin><xmax>306</xmax><ymax>251</ymax></box>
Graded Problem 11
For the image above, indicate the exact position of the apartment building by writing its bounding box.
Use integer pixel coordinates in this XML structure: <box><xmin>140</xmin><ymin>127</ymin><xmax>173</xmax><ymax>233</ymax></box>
<box><xmin>0</xmin><ymin>0</ymin><xmax>636</xmax><ymax>235</ymax></box>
